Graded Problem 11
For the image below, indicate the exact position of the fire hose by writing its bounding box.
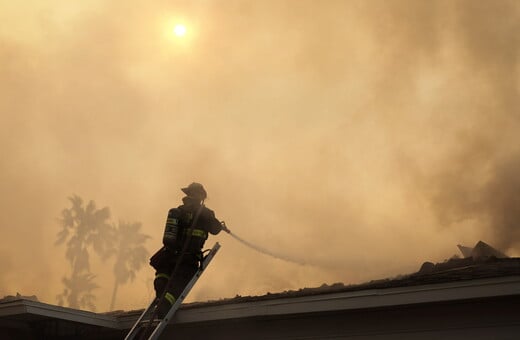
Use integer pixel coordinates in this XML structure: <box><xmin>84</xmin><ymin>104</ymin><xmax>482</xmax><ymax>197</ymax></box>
<box><xmin>221</xmin><ymin>222</ymin><xmax>307</xmax><ymax>266</ymax></box>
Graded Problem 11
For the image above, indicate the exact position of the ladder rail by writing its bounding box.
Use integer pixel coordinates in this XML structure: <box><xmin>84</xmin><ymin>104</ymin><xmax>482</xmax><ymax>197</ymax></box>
<box><xmin>124</xmin><ymin>300</ymin><xmax>157</xmax><ymax>340</ymax></box>
<box><xmin>124</xmin><ymin>242</ymin><xmax>221</xmax><ymax>340</ymax></box>
<box><xmin>147</xmin><ymin>242</ymin><xmax>220</xmax><ymax>340</ymax></box>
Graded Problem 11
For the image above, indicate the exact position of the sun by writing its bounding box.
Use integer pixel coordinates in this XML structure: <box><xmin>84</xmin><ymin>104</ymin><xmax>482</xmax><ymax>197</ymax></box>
<box><xmin>173</xmin><ymin>24</ymin><xmax>187</xmax><ymax>37</ymax></box>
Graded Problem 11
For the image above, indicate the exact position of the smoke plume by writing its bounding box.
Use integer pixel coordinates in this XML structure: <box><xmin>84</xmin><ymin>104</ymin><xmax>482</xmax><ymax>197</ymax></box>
<box><xmin>0</xmin><ymin>0</ymin><xmax>519</xmax><ymax>311</ymax></box>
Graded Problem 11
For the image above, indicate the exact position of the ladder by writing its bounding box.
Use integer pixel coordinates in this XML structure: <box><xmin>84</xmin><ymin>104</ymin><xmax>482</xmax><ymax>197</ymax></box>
<box><xmin>124</xmin><ymin>242</ymin><xmax>221</xmax><ymax>340</ymax></box>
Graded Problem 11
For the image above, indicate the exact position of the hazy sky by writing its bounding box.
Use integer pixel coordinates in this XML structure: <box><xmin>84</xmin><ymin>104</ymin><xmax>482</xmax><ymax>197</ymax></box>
<box><xmin>1</xmin><ymin>0</ymin><xmax>519</xmax><ymax>312</ymax></box>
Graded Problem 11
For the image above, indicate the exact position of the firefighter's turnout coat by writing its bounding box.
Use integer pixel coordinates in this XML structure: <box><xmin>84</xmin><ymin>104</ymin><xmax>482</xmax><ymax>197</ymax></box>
<box><xmin>150</xmin><ymin>203</ymin><xmax>222</xmax><ymax>313</ymax></box>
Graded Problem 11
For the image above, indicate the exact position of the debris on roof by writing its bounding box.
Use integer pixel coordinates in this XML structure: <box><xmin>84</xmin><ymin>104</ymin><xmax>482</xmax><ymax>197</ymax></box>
<box><xmin>0</xmin><ymin>293</ymin><xmax>38</xmax><ymax>303</ymax></box>
<box><xmin>457</xmin><ymin>244</ymin><xmax>473</xmax><ymax>258</ymax></box>
<box><xmin>457</xmin><ymin>240</ymin><xmax>509</xmax><ymax>260</ymax></box>
<box><xmin>419</xmin><ymin>240</ymin><xmax>509</xmax><ymax>276</ymax></box>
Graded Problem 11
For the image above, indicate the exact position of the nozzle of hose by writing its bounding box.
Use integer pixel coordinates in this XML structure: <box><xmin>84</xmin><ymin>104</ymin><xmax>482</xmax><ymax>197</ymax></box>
<box><xmin>220</xmin><ymin>221</ymin><xmax>231</xmax><ymax>233</ymax></box>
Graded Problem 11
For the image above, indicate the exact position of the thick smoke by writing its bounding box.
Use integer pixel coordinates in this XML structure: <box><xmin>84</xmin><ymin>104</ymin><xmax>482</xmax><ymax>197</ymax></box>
<box><xmin>410</xmin><ymin>0</ymin><xmax>520</xmax><ymax>253</ymax></box>
<box><xmin>483</xmin><ymin>155</ymin><xmax>520</xmax><ymax>250</ymax></box>
<box><xmin>423</xmin><ymin>147</ymin><xmax>520</xmax><ymax>253</ymax></box>
<box><xmin>1</xmin><ymin>0</ymin><xmax>519</xmax><ymax>311</ymax></box>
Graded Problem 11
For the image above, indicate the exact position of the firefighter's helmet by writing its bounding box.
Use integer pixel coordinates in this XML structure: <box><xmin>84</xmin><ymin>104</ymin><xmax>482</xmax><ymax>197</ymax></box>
<box><xmin>181</xmin><ymin>182</ymin><xmax>207</xmax><ymax>200</ymax></box>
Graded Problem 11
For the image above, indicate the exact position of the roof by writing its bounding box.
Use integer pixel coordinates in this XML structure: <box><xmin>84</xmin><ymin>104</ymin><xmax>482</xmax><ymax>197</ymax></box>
<box><xmin>112</xmin><ymin>257</ymin><xmax>520</xmax><ymax>328</ymax></box>
<box><xmin>0</xmin><ymin>298</ymin><xmax>122</xmax><ymax>339</ymax></box>
<box><xmin>0</xmin><ymin>298</ymin><xmax>119</xmax><ymax>329</ymax></box>
<box><xmin>114</xmin><ymin>275</ymin><xmax>520</xmax><ymax>328</ymax></box>
<box><xmin>1</xmin><ymin>257</ymin><xmax>519</xmax><ymax>336</ymax></box>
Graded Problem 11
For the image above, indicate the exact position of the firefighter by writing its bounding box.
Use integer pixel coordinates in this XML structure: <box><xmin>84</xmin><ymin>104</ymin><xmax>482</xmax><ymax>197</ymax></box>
<box><xmin>149</xmin><ymin>182</ymin><xmax>228</xmax><ymax>318</ymax></box>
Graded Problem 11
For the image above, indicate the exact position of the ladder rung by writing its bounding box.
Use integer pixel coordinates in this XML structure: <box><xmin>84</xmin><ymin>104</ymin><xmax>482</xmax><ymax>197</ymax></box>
<box><xmin>139</xmin><ymin>319</ymin><xmax>161</xmax><ymax>326</ymax></box>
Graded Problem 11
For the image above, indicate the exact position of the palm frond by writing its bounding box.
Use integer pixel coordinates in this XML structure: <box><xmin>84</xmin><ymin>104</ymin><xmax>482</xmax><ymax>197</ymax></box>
<box><xmin>55</xmin><ymin>228</ymin><xmax>70</xmax><ymax>245</ymax></box>
<box><xmin>111</xmin><ymin>220</ymin><xmax>150</xmax><ymax>286</ymax></box>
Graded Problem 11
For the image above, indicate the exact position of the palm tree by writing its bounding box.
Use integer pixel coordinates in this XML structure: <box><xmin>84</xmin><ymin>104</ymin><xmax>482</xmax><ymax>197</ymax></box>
<box><xmin>57</xmin><ymin>272</ymin><xmax>98</xmax><ymax>311</ymax></box>
<box><xmin>56</xmin><ymin>195</ymin><xmax>115</xmax><ymax>310</ymax></box>
<box><xmin>109</xmin><ymin>221</ymin><xmax>150</xmax><ymax>311</ymax></box>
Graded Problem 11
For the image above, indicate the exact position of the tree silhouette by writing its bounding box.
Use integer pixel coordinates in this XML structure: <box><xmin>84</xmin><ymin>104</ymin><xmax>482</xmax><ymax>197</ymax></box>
<box><xmin>57</xmin><ymin>272</ymin><xmax>98</xmax><ymax>311</ymax></box>
<box><xmin>109</xmin><ymin>221</ymin><xmax>150</xmax><ymax>311</ymax></box>
<box><xmin>56</xmin><ymin>195</ymin><xmax>115</xmax><ymax>310</ymax></box>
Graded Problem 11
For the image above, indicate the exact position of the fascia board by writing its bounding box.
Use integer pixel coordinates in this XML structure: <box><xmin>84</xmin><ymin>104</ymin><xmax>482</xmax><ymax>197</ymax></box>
<box><xmin>0</xmin><ymin>300</ymin><xmax>28</xmax><ymax>317</ymax></box>
<box><xmin>0</xmin><ymin>300</ymin><xmax>120</xmax><ymax>329</ymax></box>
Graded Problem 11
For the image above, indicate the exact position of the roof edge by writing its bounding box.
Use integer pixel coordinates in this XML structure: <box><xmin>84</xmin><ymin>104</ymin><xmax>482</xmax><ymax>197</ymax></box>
<box><xmin>0</xmin><ymin>299</ymin><xmax>120</xmax><ymax>329</ymax></box>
